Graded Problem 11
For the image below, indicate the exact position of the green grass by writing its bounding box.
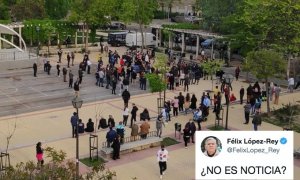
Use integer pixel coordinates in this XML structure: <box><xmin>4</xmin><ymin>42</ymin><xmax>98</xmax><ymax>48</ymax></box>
<box><xmin>162</xmin><ymin>137</ymin><xmax>180</xmax><ymax>146</ymax></box>
<box><xmin>208</xmin><ymin>125</ymin><xmax>225</xmax><ymax>131</ymax></box>
<box><xmin>79</xmin><ymin>157</ymin><xmax>106</xmax><ymax>167</ymax></box>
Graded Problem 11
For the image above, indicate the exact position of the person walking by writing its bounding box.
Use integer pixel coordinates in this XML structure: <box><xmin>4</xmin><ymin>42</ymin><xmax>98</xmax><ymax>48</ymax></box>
<box><xmin>156</xmin><ymin>115</ymin><xmax>165</xmax><ymax>138</ymax></box>
<box><xmin>70</xmin><ymin>112</ymin><xmax>78</xmax><ymax>138</ymax></box>
<box><xmin>33</xmin><ymin>62</ymin><xmax>37</xmax><ymax>77</ymax></box>
<box><xmin>36</xmin><ymin>142</ymin><xmax>44</xmax><ymax>169</ymax></box>
<box><xmin>157</xmin><ymin>145</ymin><xmax>168</xmax><ymax>179</ymax></box>
<box><xmin>111</xmin><ymin>135</ymin><xmax>121</xmax><ymax>160</ymax></box>
<box><xmin>69</xmin><ymin>70</ymin><xmax>74</xmax><ymax>88</ymax></box>
<box><xmin>130</xmin><ymin>103</ymin><xmax>138</xmax><ymax>128</ymax></box>
<box><xmin>78</xmin><ymin>68</ymin><xmax>83</xmax><ymax>84</ymax></box>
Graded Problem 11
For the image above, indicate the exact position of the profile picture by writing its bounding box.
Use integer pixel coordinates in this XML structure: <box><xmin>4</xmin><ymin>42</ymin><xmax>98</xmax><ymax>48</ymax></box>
<box><xmin>201</xmin><ymin>136</ymin><xmax>222</xmax><ymax>157</ymax></box>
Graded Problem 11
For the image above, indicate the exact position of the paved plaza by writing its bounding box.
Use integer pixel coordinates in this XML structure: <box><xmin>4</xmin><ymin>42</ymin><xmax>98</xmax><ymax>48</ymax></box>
<box><xmin>0</xmin><ymin>46</ymin><xmax>300</xmax><ymax>179</ymax></box>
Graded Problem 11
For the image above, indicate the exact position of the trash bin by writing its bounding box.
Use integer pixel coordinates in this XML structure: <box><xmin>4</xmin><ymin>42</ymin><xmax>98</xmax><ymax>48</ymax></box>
<box><xmin>175</xmin><ymin>123</ymin><xmax>181</xmax><ymax>132</ymax></box>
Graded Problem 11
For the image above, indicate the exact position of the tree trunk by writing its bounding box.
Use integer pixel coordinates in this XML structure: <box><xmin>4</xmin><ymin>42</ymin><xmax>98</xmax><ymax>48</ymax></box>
<box><xmin>287</xmin><ymin>54</ymin><xmax>291</xmax><ymax>78</ymax></box>
<box><xmin>85</xmin><ymin>22</ymin><xmax>89</xmax><ymax>51</ymax></box>
<box><xmin>48</xmin><ymin>37</ymin><xmax>50</xmax><ymax>57</ymax></box>
<box><xmin>139</xmin><ymin>23</ymin><xmax>145</xmax><ymax>50</ymax></box>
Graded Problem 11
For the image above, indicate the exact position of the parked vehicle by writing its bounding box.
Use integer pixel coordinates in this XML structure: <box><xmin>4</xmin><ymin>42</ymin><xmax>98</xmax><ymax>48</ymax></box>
<box><xmin>109</xmin><ymin>22</ymin><xmax>126</xmax><ymax>30</ymax></box>
<box><xmin>107</xmin><ymin>31</ymin><xmax>128</xmax><ymax>47</ymax></box>
<box><xmin>201</xmin><ymin>39</ymin><xmax>214</xmax><ymax>48</ymax></box>
<box><xmin>126</xmin><ymin>32</ymin><xmax>157</xmax><ymax>47</ymax></box>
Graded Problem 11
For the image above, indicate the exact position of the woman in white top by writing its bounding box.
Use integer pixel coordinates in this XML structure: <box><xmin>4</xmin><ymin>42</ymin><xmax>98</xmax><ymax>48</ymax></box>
<box><xmin>180</xmin><ymin>70</ymin><xmax>185</xmax><ymax>86</ymax></box>
<box><xmin>118</xmin><ymin>76</ymin><xmax>124</xmax><ymax>96</ymax></box>
<box><xmin>122</xmin><ymin>106</ymin><xmax>129</xmax><ymax>126</ymax></box>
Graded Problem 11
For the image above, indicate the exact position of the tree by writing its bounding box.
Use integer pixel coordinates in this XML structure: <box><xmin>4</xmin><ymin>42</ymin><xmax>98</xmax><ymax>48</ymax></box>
<box><xmin>223</xmin><ymin>0</ymin><xmax>300</xmax><ymax>58</ymax></box>
<box><xmin>45</xmin><ymin>0</ymin><xmax>71</xmax><ymax>20</ymax></box>
<box><xmin>11</xmin><ymin>0</ymin><xmax>46</xmax><ymax>21</ymax></box>
<box><xmin>1</xmin><ymin>147</ymin><xmax>116</xmax><ymax>179</ymax></box>
<box><xmin>202</xmin><ymin>59</ymin><xmax>224</xmax><ymax>90</ymax></box>
<box><xmin>146</xmin><ymin>53</ymin><xmax>168</xmax><ymax>113</ymax></box>
<box><xmin>69</xmin><ymin>0</ymin><xmax>116</xmax><ymax>50</ymax></box>
<box><xmin>246</xmin><ymin>49</ymin><xmax>286</xmax><ymax>113</ymax></box>
<box><xmin>120</xmin><ymin>0</ymin><xmax>157</xmax><ymax>49</ymax></box>
<box><xmin>0</xmin><ymin>0</ymin><xmax>10</xmax><ymax>20</ymax></box>
<box><xmin>196</xmin><ymin>0</ymin><xmax>242</xmax><ymax>32</ymax></box>
<box><xmin>42</xmin><ymin>23</ymin><xmax>57</xmax><ymax>56</ymax></box>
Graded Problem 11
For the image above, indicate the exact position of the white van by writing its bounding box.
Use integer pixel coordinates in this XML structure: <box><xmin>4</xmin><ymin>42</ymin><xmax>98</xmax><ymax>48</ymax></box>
<box><xmin>126</xmin><ymin>32</ymin><xmax>157</xmax><ymax>47</ymax></box>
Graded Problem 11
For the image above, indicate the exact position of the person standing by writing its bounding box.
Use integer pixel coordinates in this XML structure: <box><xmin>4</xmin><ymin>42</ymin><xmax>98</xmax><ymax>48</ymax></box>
<box><xmin>69</xmin><ymin>70</ymin><xmax>74</xmax><ymax>88</ymax></box>
<box><xmin>156</xmin><ymin>115</ymin><xmax>165</xmax><ymax>138</ymax></box>
<box><xmin>131</xmin><ymin>122</ymin><xmax>139</xmax><ymax>141</ymax></box>
<box><xmin>171</xmin><ymin>97</ymin><xmax>179</xmax><ymax>116</ymax></box>
<box><xmin>185</xmin><ymin>119</ymin><xmax>196</xmax><ymax>143</ymax></box>
<box><xmin>239</xmin><ymin>86</ymin><xmax>245</xmax><ymax>104</ymax></box>
<box><xmin>33</xmin><ymin>62</ymin><xmax>37</xmax><ymax>77</ymax></box>
<box><xmin>130</xmin><ymin>103</ymin><xmax>138</xmax><ymax>128</ymax></box>
<box><xmin>122</xmin><ymin>106</ymin><xmax>129</xmax><ymax>126</ymax></box>
<box><xmin>190</xmin><ymin>94</ymin><xmax>197</xmax><ymax>110</ymax></box>
<box><xmin>106</xmin><ymin>127</ymin><xmax>117</xmax><ymax>148</ymax></box>
<box><xmin>246</xmin><ymin>84</ymin><xmax>253</xmax><ymax>103</ymax></box>
<box><xmin>67</xmin><ymin>52</ymin><xmax>71</xmax><ymax>68</ymax></box>
<box><xmin>56</xmin><ymin>62</ymin><xmax>61</xmax><ymax>77</ymax></box>
<box><xmin>235</xmin><ymin>66</ymin><xmax>240</xmax><ymax>81</ymax></box>
<box><xmin>288</xmin><ymin>77</ymin><xmax>294</xmax><ymax>93</ymax></box>
<box><xmin>47</xmin><ymin>61</ymin><xmax>51</xmax><ymax>75</ymax></box>
<box><xmin>116</xmin><ymin>122</ymin><xmax>125</xmax><ymax>144</ymax></box>
<box><xmin>183</xmin><ymin>126</ymin><xmax>190</xmax><ymax>149</ymax></box>
<box><xmin>157</xmin><ymin>145</ymin><xmax>168</xmax><ymax>179</ymax></box>
<box><xmin>122</xmin><ymin>89</ymin><xmax>131</xmax><ymax>107</ymax></box>
<box><xmin>252</xmin><ymin>111</ymin><xmax>261</xmax><ymax>131</ymax></box>
<box><xmin>274</xmin><ymin>84</ymin><xmax>281</xmax><ymax>105</ymax></box>
<box><xmin>178</xmin><ymin>92</ymin><xmax>184</xmax><ymax>112</ymax></box>
<box><xmin>111</xmin><ymin>135</ymin><xmax>121</xmax><ymax>160</ymax></box>
<box><xmin>57</xmin><ymin>48</ymin><xmax>62</xmax><ymax>63</ymax></box>
<box><xmin>184</xmin><ymin>74</ymin><xmax>189</xmax><ymax>92</ymax></box>
<box><xmin>243</xmin><ymin>102</ymin><xmax>251</xmax><ymax>124</ymax></box>
<box><xmin>62</xmin><ymin>67</ymin><xmax>67</xmax><ymax>82</ymax></box>
<box><xmin>36</xmin><ymin>142</ymin><xmax>44</xmax><ymax>169</ymax></box>
<box><xmin>140</xmin><ymin>120</ymin><xmax>150</xmax><ymax>139</ymax></box>
<box><xmin>78</xmin><ymin>68</ymin><xmax>83</xmax><ymax>84</ymax></box>
<box><xmin>70</xmin><ymin>112</ymin><xmax>78</xmax><ymax>138</ymax></box>
<box><xmin>43</xmin><ymin>55</ymin><xmax>48</xmax><ymax>72</ymax></box>
<box><xmin>87</xmin><ymin>59</ymin><xmax>92</xmax><ymax>74</ymax></box>
<box><xmin>74</xmin><ymin>78</ymin><xmax>80</xmax><ymax>97</ymax></box>
<box><xmin>71</xmin><ymin>51</ymin><xmax>75</xmax><ymax>66</ymax></box>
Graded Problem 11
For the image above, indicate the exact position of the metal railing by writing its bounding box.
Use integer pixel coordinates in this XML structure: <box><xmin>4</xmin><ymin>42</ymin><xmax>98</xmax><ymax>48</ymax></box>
<box><xmin>102</xmin><ymin>130</ymin><xmax>157</xmax><ymax>148</ymax></box>
<box><xmin>0</xmin><ymin>49</ymin><xmax>37</xmax><ymax>61</ymax></box>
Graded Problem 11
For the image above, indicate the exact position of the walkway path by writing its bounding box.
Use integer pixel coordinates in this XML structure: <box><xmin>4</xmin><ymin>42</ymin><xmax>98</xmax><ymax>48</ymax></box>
<box><xmin>0</xmin><ymin>70</ymin><xmax>299</xmax><ymax>179</ymax></box>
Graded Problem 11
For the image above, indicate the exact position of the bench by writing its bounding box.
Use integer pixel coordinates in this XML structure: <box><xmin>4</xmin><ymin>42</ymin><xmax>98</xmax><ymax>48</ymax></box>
<box><xmin>101</xmin><ymin>131</ymin><xmax>162</xmax><ymax>158</ymax></box>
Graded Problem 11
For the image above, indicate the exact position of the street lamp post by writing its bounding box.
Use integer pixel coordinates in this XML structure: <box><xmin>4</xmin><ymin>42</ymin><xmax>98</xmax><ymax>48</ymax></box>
<box><xmin>71</xmin><ymin>96</ymin><xmax>83</xmax><ymax>179</ymax></box>
<box><xmin>223</xmin><ymin>74</ymin><xmax>234</xmax><ymax>130</ymax></box>
<box><xmin>36</xmin><ymin>26</ymin><xmax>40</xmax><ymax>56</ymax></box>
